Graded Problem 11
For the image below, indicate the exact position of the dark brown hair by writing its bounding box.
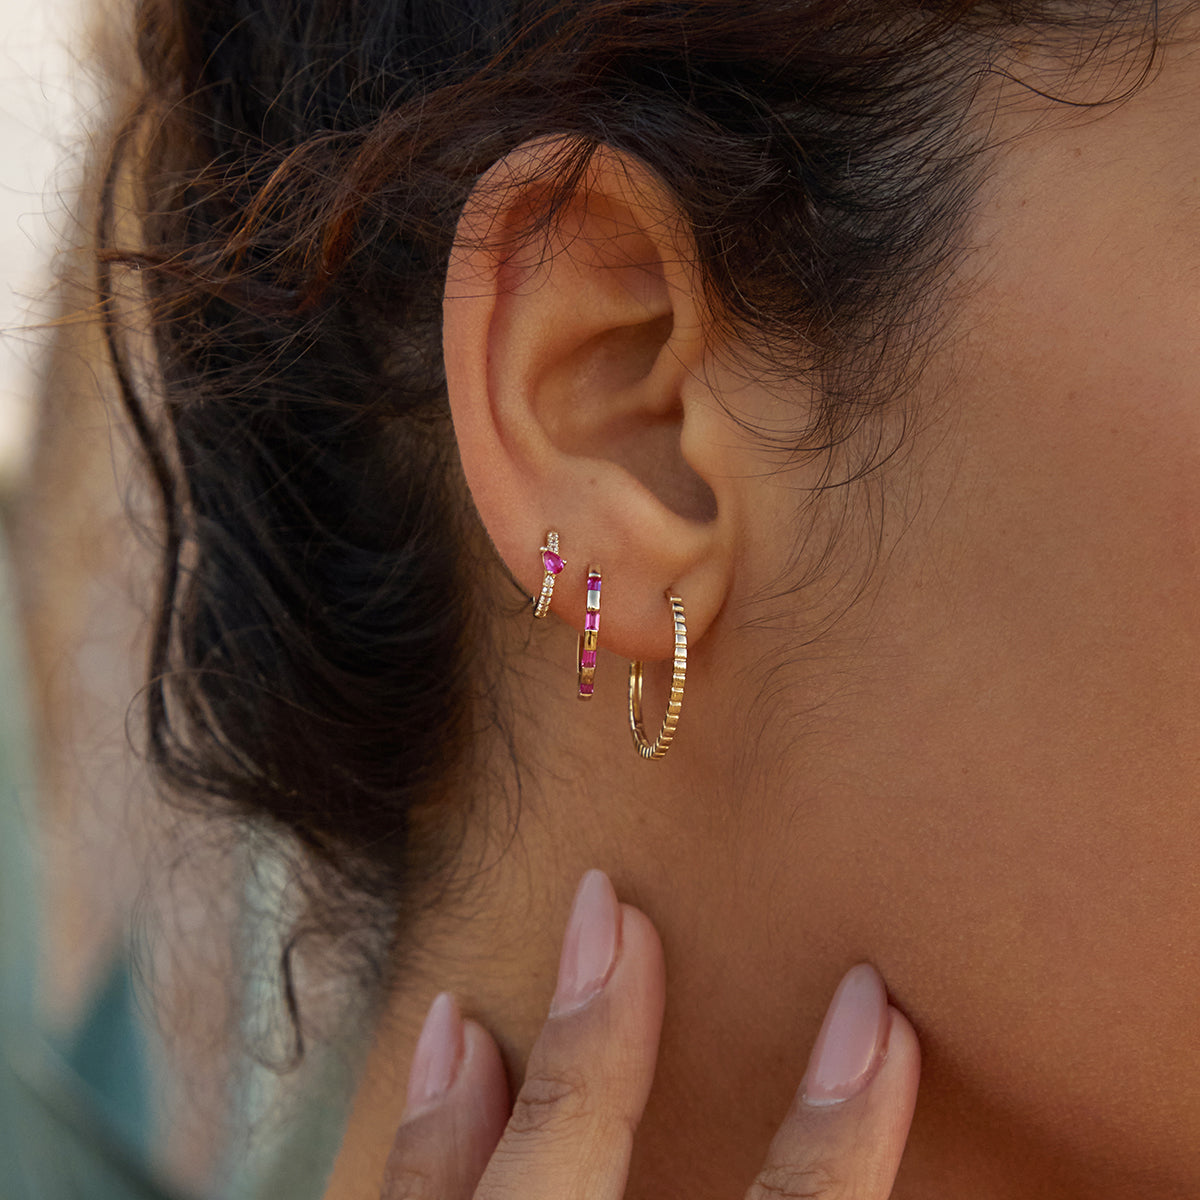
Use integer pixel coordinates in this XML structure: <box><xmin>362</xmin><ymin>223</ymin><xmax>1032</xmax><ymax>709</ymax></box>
<box><xmin>99</xmin><ymin>0</ymin><xmax>1168</xmax><ymax>1044</ymax></box>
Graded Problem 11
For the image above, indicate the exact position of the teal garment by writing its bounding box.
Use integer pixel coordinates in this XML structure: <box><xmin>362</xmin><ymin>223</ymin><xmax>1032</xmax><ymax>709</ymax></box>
<box><xmin>0</xmin><ymin>535</ymin><xmax>186</xmax><ymax>1200</ymax></box>
<box><xmin>218</xmin><ymin>851</ymin><xmax>360</xmax><ymax>1200</ymax></box>
<box><xmin>221</xmin><ymin>1039</ymin><xmax>358</xmax><ymax>1200</ymax></box>
<box><xmin>0</xmin><ymin>532</ymin><xmax>355</xmax><ymax>1199</ymax></box>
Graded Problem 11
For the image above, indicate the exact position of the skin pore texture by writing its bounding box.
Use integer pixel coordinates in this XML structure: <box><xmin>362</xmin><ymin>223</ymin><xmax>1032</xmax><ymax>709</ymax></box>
<box><xmin>323</xmin><ymin>18</ymin><xmax>1200</xmax><ymax>1200</ymax></box>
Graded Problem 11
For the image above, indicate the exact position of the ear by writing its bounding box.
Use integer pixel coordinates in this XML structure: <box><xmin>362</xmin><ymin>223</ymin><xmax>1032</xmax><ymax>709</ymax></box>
<box><xmin>442</xmin><ymin>139</ymin><xmax>739</xmax><ymax>661</ymax></box>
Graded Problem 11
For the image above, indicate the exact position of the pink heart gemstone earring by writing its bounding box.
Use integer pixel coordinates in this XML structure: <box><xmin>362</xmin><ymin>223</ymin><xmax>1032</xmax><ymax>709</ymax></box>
<box><xmin>533</xmin><ymin>531</ymin><xmax>564</xmax><ymax>618</ymax></box>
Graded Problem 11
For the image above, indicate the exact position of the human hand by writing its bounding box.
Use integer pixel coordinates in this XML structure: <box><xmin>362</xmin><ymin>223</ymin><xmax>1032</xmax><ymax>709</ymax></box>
<box><xmin>382</xmin><ymin>869</ymin><xmax>920</xmax><ymax>1199</ymax></box>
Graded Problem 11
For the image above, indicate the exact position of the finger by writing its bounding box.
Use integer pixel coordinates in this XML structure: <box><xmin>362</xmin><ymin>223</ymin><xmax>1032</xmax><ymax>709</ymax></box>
<box><xmin>382</xmin><ymin>995</ymin><xmax>511</xmax><ymax>1200</ymax></box>
<box><xmin>475</xmin><ymin>868</ymin><xmax>666</xmax><ymax>1200</ymax></box>
<box><xmin>746</xmin><ymin>965</ymin><xmax>920</xmax><ymax>1200</ymax></box>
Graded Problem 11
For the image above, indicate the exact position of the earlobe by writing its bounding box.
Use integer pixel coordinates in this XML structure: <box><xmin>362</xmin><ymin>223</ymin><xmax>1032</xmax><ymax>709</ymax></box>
<box><xmin>442</xmin><ymin>139</ymin><xmax>737</xmax><ymax>662</ymax></box>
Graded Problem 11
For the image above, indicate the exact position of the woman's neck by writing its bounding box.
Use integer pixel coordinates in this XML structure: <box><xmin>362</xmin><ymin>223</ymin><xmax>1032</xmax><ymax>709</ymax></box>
<box><xmin>320</xmin><ymin>771</ymin><xmax>1088</xmax><ymax>1200</ymax></box>
<box><xmin>322</xmin><ymin>609</ymin><xmax>1168</xmax><ymax>1200</ymax></box>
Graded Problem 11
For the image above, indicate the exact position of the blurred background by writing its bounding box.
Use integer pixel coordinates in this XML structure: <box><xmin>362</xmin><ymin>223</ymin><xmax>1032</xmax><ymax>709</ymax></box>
<box><xmin>0</xmin><ymin>0</ymin><xmax>203</xmax><ymax>1191</ymax></box>
<box><xmin>0</xmin><ymin>0</ymin><xmax>82</xmax><ymax>489</ymax></box>
<box><xmin>0</xmin><ymin>2</ymin><xmax>354</xmax><ymax>1196</ymax></box>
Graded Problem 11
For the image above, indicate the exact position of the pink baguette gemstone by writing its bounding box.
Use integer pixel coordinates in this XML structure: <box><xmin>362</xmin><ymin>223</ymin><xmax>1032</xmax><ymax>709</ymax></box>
<box><xmin>579</xmin><ymin>681</ymin><xmax>594</xmax><ymax>696</ymax></box>
<box><xmin>542</xmin><ymin>550</ymin><xmax>564</xmax><ymax>575</ymax></box>
<box><xmin>587</xmin><ymin>575</ymin><xmax>602</xmax><ymax>590</ymax></box>
<box><xmin>580</xmin><ymin>649</ymin><xmax>597</xmax><ymax>667</ymax></box>
<box><xmin>585</xmin><ymin>611</ymin><xmax>599</xmax><ymax>631</ymax></box>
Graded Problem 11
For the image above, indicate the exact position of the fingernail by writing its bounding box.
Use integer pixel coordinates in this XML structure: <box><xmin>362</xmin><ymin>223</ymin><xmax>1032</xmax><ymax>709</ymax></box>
<box><xmin>800</xmin><ymin>964</ymin><xmax>890</xmax><ymax>1107</ymax></box>
<box><xmin>550</xmin><ymin>869</ymin><xmax>620</xmax><ymax>1015</ymax></box>
<box><xmin>406</xmin><ymin>992</ymin><xmax>464</xmax><ymax>1112</ymax></box>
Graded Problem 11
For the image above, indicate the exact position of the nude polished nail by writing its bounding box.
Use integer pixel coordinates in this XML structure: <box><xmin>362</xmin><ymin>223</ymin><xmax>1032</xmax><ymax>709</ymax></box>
<box><xmin>406</xmin><ymin>991</ymin><xmax>464</xmax><ymax>1112</ymax></box>
<box><xmin>550</xmin><ymin>869</ymin><xmax>620</xmax><ymax>1015</ymax></box>
<box><xmin>800</xmin><ymin>963</ymin><xmax>890</xmax><ymax>1106</ymax></box>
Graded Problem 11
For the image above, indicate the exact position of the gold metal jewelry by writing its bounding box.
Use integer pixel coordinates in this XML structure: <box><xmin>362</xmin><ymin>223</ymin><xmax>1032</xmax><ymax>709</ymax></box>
<box><xmin>628</xmin><ymin>593</ymin><xmax>686</xmax><ymax>761</ymax></box>
<box><xmin>533</xmin><ymin>532</ymin><xmax>563</xmax><ymax>618</ymax></box>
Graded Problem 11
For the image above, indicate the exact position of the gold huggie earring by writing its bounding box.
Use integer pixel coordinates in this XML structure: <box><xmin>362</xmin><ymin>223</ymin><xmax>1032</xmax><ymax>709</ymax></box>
<box><xmin>628</xmin><ymin>593</ymin><xmax>686</xmax><ymax>761</ymax></box>
<box><xmin>533</xmin><ymin>531</ymin><xmax>563</xmax><ymax>618</ymax></box>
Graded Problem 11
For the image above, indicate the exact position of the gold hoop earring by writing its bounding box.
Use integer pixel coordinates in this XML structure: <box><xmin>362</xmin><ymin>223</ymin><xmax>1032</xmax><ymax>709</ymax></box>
<box><xmin>628</xmin><ymin>593</ymin><xmax>686</xmax><ymax>761</ymax></box>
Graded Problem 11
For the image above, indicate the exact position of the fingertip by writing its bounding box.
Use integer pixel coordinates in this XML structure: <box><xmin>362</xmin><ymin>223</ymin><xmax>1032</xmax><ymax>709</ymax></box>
<box><xmin>746</xmin><ymin>997</ymin><xmax>921</xmax><ymax>1200</ymax></box>
<box><xmin>883</xmin><ymin>1004</ymin><xmax>921</xmax><ymax>1082</ymax></box>
<box><xmin>616</xmin><ymin>903</ymin><xmax>665</xmax><ymax>972</ymax></box>
<box><xmin>615</xmin><ymin>902</ymin><xmax>667</xmax><ymax>1015</ymax></box>
<box><xmin>883</xmin><ymin>1005</ymin><xmax>921</xmax><ymax>1078</ymax></box>
<box><xmin>404</xmin><ymin>991</ymin><xmax>464</xmax><ymax>1117</ymax></box>
<box><xmin>801</xmin><ymin>964</ymin><xmax>890</xmax><ymax>1108</ymax></box>
<box><xmin>868</xmin><ymin>1005</ymin><xmax>921</xmax><ymax>1151</ymax></box>
<box><xmin>459</xmin><ymin>1017</ymin><xmax>511</xmax><ymax>1109</ymax></box>
<box><xmin>385</xmin><ymin>1013</ymin><xmax>512</xmax><ymax>1199</ymax></box>
<box><xmin>474</xmin><ymin>896</ymin><xmax>666</xmax><ymax>1197</ymax></box>
<box><xmin>455</xmin><ymin>1018</ymin><xmax>513</xmax><ymax>1172</ymax></box>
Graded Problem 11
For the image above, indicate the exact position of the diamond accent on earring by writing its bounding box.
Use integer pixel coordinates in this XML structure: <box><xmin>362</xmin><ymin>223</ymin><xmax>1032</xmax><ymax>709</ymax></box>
<box><xmin>533</xmin><ymin>531</ymin><xmax>563</xmax><ymax>619</ymax></box>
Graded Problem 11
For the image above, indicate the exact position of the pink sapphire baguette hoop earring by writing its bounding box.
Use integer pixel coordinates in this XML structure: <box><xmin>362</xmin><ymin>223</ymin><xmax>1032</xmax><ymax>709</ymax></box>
<box><xmin>628</xmin><ymin>593</ymin><xmax>686</xmax><ymax>760</ymax></box>
<box><xmin>533</xmin><ymin>532</ymin><xmax>564</xmax><ymax>618</ymax></box>
<box><xmin>578</xmin><ymin>568</ymin><xmax>602</xmax><ymax>699</ymax></box>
